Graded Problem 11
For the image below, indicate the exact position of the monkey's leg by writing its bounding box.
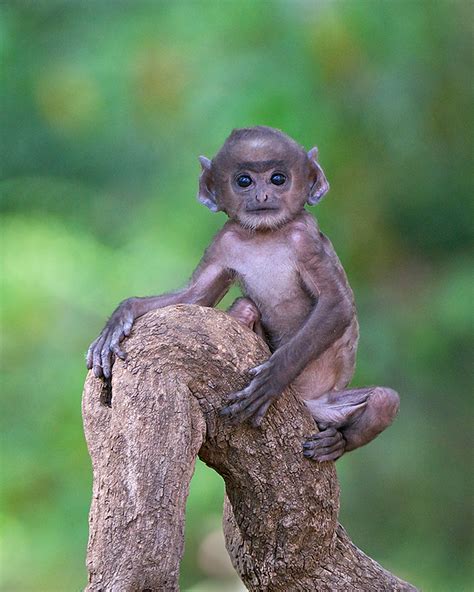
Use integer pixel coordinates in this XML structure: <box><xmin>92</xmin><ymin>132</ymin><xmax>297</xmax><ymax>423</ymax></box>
<box><xmin>303</xmin><ymin>387</ymin><xmax>400</xmax><ymax>462</ymax></box>
<box><xmin>227</xmin><ymin>297</ymin><xmax>265</xmax><ymax>338</ymax></box>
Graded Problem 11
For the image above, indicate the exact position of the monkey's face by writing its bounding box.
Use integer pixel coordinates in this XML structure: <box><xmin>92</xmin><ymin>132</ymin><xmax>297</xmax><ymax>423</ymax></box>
<box><xmin>197</xmin><ymin>128</ymin><xmax>329</xmax><ymax>227</ymax></box>
<box><xmin>214</xmin><ymin>139</ymin><xmax>309</xmax><ymax>230</ymax></box>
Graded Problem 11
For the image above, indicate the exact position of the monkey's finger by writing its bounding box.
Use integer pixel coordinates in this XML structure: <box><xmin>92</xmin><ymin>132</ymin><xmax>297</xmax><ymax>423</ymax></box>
<box><xmin>220</xmin><ymin>398</ymin><xmax>253</xmax><ymax>420</ymax></box>
<box><xmin>226</xmin><ymin>385</ymin><xmax>268</xmax><ymax>418</ymax></box>
<box><xmin>248</xmin><ymin>361</ymin><xmax>270</xmax><ymax>376</ymax></box>
<box><xmin>231</xmin><ymin>390</ymin><xmax>276</xmax><ymax>424</ymax></box>
<box><xmin>122</xmin><ymin>317</ymin><xmax>133</xmax><ymax>337</ymax></box>
<box><xmin>222</xmin><ymin>376</ymin><xmax>276</xmax><ymax>419</ymax></box>
<box><xmin>223</xmin><ymin>375</ymin><xmax>272</xmax><ymax>407</ymax></box>
<box><xmin>249</xmin><ymin>398</ymin><xmax>274</xmax><ymax>427</ymax></box>
<box><xmin>221</xmin><ymin>391</ymin><xmax>252</xmax><ymax>415</ymax></box>
<box><xmin>101</xmin><ymin>340</ymin><xmax>115</xmax><ymax>379</ymax></box>
<box><xmin>221</xmin><ymin>391</ymin><xmax>260</xmax><ymax>421</ymax></box>
<box><xmin>102</xmin><ymin>324</ymin><xmax>125</xmax><ymax>377</ymax></box>
<box><xmin>224</xmin><ymin>385</ymin><xmax>253</xmax><ymax>405</ymax></box>
<box><xmin>220</xmin><ymin>402</ymin><xmax>239</xmax><ymax>418</ymax></box>
<box><xmin>109</xmin><ymin>326</ymin><xmax>126</xmax><ymax>355</ymax></box>
<box><xmin>92</xmin><ymin>332</ymin><xmax>108</xmax><ymax>378</ymax></box>
<box><xmin>86</xmin><ymin>337</ymin><xmax>101</xmax><ymax>369</ymax></box>
<box><xmin>111</xmin><ymin>343</ymin><xmax>127</xmax><ymax>360</ymax></box>
<box><xmin>241</xmin><ymin>397</ymin><xmax>274</xmax><ymax>424</ymax></box>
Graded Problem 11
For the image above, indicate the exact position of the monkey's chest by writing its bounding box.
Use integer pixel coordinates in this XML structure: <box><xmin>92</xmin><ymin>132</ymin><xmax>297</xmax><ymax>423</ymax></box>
<box><xmin>232</xmin><ymin>247</ymin><xmax>302</xmax><ymax>308</ymax></box>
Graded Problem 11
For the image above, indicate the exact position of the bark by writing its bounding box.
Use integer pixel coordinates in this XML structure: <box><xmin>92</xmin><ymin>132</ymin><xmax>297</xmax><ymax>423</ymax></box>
<box><xmin>82</xmin><ymin>304</ymin><xmax>417</xmax><ymax>592</ymax></box>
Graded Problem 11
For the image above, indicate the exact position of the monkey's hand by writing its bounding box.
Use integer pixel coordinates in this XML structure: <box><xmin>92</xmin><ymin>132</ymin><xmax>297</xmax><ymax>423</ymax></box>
<box><xmin>86</xmin><ymin>298</ymin><xmax>136</xmax><ymax>379</ymax></box>
<box><xmin>303</xmin><ymin>425</ymin><xmax>346</xmax><ymax>462</ymax></box>
<box><xmin>220</xmin><ymin>358</ymin><xmax>288</xmax><ymax>427</ymax></box>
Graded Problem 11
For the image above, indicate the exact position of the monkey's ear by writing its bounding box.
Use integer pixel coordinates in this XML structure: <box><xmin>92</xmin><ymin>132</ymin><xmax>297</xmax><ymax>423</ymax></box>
<box><xmin>307</xmin><ymin>147</ymin><xmax>330</xmax><ymax>205</ymax></box>
<box><xmin>197</xmin><ymin>156</ymin><xmax>219</xmax><ymax>212</ymax></box>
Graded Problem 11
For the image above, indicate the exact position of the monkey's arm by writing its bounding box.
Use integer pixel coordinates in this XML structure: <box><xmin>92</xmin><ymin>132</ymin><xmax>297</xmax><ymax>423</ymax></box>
<box><xmin>221</xmin><ymin>228</ymin><xmax>353</xmax><ymax>426</ymax></box>
<box><xmin>86</xmin><ymin>239</ymin><xmax>234</xmax><ymax>379</ymax></box>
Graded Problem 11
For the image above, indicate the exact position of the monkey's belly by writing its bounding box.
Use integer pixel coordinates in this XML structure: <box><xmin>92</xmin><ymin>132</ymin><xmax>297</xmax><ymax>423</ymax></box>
<box><xmin>258</xmin><ymin>303</ymin><xmax>312</xmax><ymax>348</ymax></box>
<box><xmin>292</xmin><ymin>321</ymin><xmax>359</xmax><ymax>400</ymax></box>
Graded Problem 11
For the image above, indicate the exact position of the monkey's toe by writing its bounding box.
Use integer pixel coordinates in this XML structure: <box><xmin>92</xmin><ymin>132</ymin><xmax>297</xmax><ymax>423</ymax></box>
<box><xmin>303</xmin><ymin>428</ymin><xmax>345</xmax><ymax>461</ymax></box>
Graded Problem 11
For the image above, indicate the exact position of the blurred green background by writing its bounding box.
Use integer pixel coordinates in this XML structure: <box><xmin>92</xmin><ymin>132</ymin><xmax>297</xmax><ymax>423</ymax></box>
<box><xmin>1</xmin><ymin>1</ymin><xmax>473</xmax><ymax>590</ymax></box>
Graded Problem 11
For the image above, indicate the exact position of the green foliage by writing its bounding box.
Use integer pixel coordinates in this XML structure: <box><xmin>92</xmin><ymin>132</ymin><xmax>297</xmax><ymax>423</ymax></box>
<box><xmin>1</xmin><ymin>1</ymin><xmax>472</xmax><ymax>590</ymax></box>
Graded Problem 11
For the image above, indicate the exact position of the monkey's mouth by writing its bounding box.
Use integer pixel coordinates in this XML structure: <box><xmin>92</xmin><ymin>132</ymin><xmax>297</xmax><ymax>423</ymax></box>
<box><xmin>246</xmin><ymin>206</ymin><xmax>280</xmax><ymax>214</ymax></box>
<box><xmin>240</xmin><ymin>208</ymin><xmax>289</xmax><ymax>230</ymax></box>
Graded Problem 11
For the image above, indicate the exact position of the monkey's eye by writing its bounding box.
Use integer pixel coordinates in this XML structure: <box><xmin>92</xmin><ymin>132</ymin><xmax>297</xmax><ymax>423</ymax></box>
<box><xmin>270</xmin><ymin>173</ymin><xmax>286</xmax><ymax>186</ymax></box>
<box><xmin>236</xmin><ymin>175</ymin><xmax>252</xmax><ymax>188</ymax></box>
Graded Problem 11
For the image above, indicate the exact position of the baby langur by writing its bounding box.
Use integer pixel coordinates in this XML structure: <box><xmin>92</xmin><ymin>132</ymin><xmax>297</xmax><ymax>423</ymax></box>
<box><xmin>87</xmin><ymin>126</ymin><xmax>400</xmax><ymax>462</ymax></box>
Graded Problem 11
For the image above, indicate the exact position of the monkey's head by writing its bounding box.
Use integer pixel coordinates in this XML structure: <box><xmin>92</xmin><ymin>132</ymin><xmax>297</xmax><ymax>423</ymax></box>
<box><xmin>197</xmin><ymin>126</ymin><xmax>329</xmax><ymax>230</ymax></box>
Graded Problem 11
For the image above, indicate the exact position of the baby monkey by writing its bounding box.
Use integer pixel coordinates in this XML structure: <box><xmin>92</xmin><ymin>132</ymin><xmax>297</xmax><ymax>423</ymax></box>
<box><xmin>87</xmin><ymin>126</ymin><xmax>399</xmax><ymax>462</ymax></box>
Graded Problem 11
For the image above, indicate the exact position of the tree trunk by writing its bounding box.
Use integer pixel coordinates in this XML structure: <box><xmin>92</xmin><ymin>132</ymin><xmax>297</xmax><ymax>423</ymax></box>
<box><xmin>82</xmin><ymin>305</ymin><xmax>417</xmax><ymax>591</ymax></box>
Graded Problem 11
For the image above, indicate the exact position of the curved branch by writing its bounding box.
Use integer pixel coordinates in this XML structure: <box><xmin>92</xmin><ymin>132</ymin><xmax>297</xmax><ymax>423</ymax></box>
<box><xmin>82</xmin><ymin>305</ymin><xmax>416</xmax><ymax>591</ymax></box>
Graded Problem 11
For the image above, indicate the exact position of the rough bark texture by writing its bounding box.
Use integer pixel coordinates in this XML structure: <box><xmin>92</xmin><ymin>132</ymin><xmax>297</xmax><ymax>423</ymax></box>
<box><xmin>82</xmin><ymin>305</ymin><xmax>417</xmax><ymax>591</ymax></box>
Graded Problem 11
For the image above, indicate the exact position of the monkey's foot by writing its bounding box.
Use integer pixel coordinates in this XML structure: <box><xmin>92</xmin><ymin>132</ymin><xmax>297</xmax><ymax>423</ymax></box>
<box><xmin>303</xmin><ymin>427</ymin><xmax>345</xmax><ymax>462</ymax></box>
<box><xmin>227</xmin><ymin>297</ymin><xmax>261</xmax><ymax>330</ymax></box>
<box><xmin>304</xmin><ymin>390</ymin><xmax>369</xmax><ymax>429</ymax></box>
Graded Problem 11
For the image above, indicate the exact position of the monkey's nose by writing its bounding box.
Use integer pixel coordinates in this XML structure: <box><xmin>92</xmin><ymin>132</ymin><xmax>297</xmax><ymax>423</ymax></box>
<box><xmin>256</xmin><ymin>193</ymin><xmax>268</xmax><ymax>203</ymax></box>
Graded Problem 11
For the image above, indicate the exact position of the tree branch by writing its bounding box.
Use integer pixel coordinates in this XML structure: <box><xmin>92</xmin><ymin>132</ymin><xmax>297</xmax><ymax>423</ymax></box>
<box><xmin>82</xmin><ymin>305</ymin><xmax>416</xmax><ymax>591</ymax></box>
